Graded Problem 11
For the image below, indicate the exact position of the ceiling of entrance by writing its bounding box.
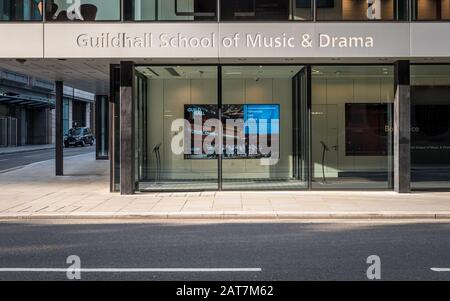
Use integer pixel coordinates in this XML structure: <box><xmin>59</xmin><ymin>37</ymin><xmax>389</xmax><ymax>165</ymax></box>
<box><xmin>136</xmin><ymin>66</ymin><xmax>305</xmax><ymax>79</ymax></box>
<box><xmin>0</xmin><ymin>58</ymin><xmax>115</xmax><ymax>95</ymax></box>
<box><xmin>1</xmin><ymin>59</ymin><xmax>450</xmax><ymax>95</ymax></box>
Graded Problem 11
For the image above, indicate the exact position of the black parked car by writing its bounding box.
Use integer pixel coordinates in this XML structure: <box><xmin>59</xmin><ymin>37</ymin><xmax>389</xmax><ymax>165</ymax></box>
<box><xmin>64</xmin><ymin>127</ymin><xmax>94</xmax><ymax>147</ymax></box>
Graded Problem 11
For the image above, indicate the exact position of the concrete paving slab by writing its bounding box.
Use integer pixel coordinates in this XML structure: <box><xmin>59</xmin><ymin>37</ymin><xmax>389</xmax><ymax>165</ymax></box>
<box><xmin>1</xmin><ymin>153</ymin><xmax>450</xmax><ymax>220</ymax></box>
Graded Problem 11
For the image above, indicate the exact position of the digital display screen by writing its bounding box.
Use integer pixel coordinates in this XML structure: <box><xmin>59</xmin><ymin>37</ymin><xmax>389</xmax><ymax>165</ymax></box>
<box><xmin>184</xmin><ymin>104</ymin><xmax>280</xmax><ymax>159</ymax></box>
<box><xmin>184</xmin><ymin>104</ymin><xmax>219</xmax><ymax>159</ymax></box>
<box><xmin>244</xmin><ymin>104</ymin><xmax>280</xmax><ymax>135</ymax></box>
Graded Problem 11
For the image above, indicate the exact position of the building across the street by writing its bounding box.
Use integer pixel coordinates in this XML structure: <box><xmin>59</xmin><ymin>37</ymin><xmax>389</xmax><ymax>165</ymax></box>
<box><xmin>1</xmin><ymin>0</ymin><xmax>450</xmax><ymax>194</ymax></box>
<box><xmin>0</xmin><ymin>68</ymin><xmax>95</xmax><ymax>147</ymax></box>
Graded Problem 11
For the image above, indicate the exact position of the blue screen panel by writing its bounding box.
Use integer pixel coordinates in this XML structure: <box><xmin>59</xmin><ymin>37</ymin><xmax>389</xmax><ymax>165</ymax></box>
<box><xmin>244</xmin><ymin>104</ymin><xmax>280</xmax><ymax>135</ymax></box>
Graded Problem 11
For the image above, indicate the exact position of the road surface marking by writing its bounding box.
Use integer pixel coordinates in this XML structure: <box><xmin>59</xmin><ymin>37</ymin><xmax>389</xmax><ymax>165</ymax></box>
<box><xmin>0</xmin><ymin>268</ymin><xmax>262</xmax><ymax>273</ymax></box>
<box><xmin>431</xmin><ymin>268</ymin><xmax>450</xmax><ymax>272</ymax></box>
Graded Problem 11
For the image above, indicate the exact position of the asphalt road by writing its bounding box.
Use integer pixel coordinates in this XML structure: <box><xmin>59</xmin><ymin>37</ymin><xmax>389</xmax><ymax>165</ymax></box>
<box><xmin>0</xmin><ymin>146</ymin><xmax>95</xmax><ymax>173</ymax></box>
<box><xmin>0</xmin><ymin>220</ymin><xmax>449</xmax><ymax>281</ymax></box>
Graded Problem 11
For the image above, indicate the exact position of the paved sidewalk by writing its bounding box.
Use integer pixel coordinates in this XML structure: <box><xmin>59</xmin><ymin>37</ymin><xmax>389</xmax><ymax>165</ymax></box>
<box><xmin>0</xmin><ymin>153</ymin><xmax>450</xmax><ymax>220</ymax></box>
<box><xmin>0</xmin><ymin>144</ymin><xmax>55</xmax><ymax>155</ymax></box>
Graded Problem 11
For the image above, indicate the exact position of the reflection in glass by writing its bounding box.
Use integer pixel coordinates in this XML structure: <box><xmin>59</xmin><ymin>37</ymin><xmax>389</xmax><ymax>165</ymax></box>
<box><xmin>413</xmin><ymin>0</ymin><xmax>450</xmax><ymax>20</ymax></box>
<box><xmin>45</xmin><ymin>0</ymin><xmax>120</xmax><ymax>21</ymax></box>
<box><xmin>95</xmin><ymin>95</ymin><xmax>109</xmax><ymax>159</ymax></box>
<box><xmin>311</xmin><ymin>65</ymin><xmax>394</xmax><ymax>189</ymax></box>
<box><xmin>293</xmin><ymin>0</ymin><xmax>313</xmax><ymax>20</ymax></box>
<box><xmin>127</xmin><ymin>0</ymin><xmax>217</xmax><ymax>21</ymax></box>
<box><xmin>221</xmin><ymin>0</ymin><xmax>313</xmax><ymax>21</ymax></box>
<box><xmin>316</xmin><ymin>0</ymin><xmax>408</xmax><ymax>21</ymax></box>
<box><xmin>0</xmin><ymin>0</ymin><xmax>43</xmax><ymax>20</ymax></box>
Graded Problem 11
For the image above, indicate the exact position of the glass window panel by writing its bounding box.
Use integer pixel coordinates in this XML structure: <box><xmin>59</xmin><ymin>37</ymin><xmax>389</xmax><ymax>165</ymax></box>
<box><xmin>128</xmin><ymin>0</ymin><xmax>217</xmax><ymax>21</ymax></box>
<box><xmin>45</xmin><ymin>0</ymin><xmax>120</xmax><ymax>21</ymax></box>
<box><xmin>135</xmin><ymin>66</ymin><xmax>219</xmax><ymax>192</ymax></box>
<box><xmin>96</xmin><ymin>95</ymin><xmax>109</xmax><ymax>158</ymax></box>
<box><xmin>293</xmin><ymin>0</ymin><xmax>313</xmax><ymax>20</ymax></box>
<box><xmin>411</xmin><ymin>65</ymin><xmax>450</xmax><ymax>190</ymax></box>
<box><xmin>413</xmin><ymin>0</ymin><xmax>450</xmax><ymax>20</ymax></box>
<box><xmin>0</xmin><ymin>0</ymin><xmax>43</xmax><ymax>20</ymax></box>
<box><xmin>221</xmin><ymin>65</ymin><xmax>309</xmax><ymax>190</ymax></box>
<box><xmin>316</xmin><ymin>0</ymin><xmax>408</xmax><ymax>21</ymax></box>
<box><xmin>221</xmin><ymin>0</ymin><xmax>306</xmax><ymax>21</ymax></box>
<box><xmin>311</xmin><ymin>65</ymin><xmax>394</xmax><ymax>190</ymax></box>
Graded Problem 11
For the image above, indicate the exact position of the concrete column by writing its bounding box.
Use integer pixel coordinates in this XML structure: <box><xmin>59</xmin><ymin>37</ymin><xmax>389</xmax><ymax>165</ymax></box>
<box><xmin>50</xmin><ymin>109</ymin><xmax>55</xmax><ymax>144</ymax></box>
<box><xmin>90</xmin><ymin>103</ymin><xmax>95</xmax><ymax>134</ymax></box>
<box><xmin>394</xmin><ymin>60</ymin><xmax>411</xmax><ymax>193</ymax></box>
<box><xmin>86</xmin><ymin>102</ymin><xmax>91</xmax><ymax>128</ymax></box>
<box><xmin>55</xmin><ymin>81</ymin><xmax>64</xmax><ymax>176</ymax></box>
<box><xmin>46</xmin><ymin>108</ymin><xmax>51</xmax><ymax>144</ymax></box>
<box><xmin>120</xmin><ymin>61</ymin><xmax>135</xmax><ymax>195</ymax></box>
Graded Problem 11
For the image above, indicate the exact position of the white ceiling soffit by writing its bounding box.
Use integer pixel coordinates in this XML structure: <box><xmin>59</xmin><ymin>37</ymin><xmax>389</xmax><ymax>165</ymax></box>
<box><xmin>0</xmin><ymin>58</ymin><xmax>113</xmax><ymax>94</ymax></box>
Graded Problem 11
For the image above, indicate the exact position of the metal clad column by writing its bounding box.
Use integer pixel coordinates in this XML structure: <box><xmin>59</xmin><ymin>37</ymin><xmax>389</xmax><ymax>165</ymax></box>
<box><xmin>95</xmin><ymin>95</ymin><xmax>109</xmax><ymax>160</ymax></box>
<box><xmin>120</xmin><ymin>61</ymin><xmax>135</xmax><ymax>195</ymax></box>
<box><xmin>109</xmin><ymin>65</ymin><xmax>121</xmax><ymax>192</ymax></box>
<box><xmin>394</xmin><ymin>60</ymin><xmax>411</xmax><ymax>193</ymax></box>
<box><xmin>55</xmin><ymin>81</ymin><xmax>63</xmax><ymax>176</ymax></box>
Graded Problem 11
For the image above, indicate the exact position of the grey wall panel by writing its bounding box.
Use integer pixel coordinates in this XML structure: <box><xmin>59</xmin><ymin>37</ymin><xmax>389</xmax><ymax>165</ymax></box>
<box><xmin>0</xmin><ymin>24</ymin><xmax>44</xmax><ymax>58</ymax></box>
<box><xmin>411</xmin><ymin>23</ymin><xmax>450</xmax><ymax>57</ymax></box>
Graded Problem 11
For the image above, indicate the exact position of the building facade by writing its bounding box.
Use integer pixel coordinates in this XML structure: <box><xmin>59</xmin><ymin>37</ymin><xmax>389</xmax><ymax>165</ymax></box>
<box><xmin>0</xmin><ymin>0</ymin><xmax>449</xmax><ymax>194</ymax></box>
<box><xmin>0</xmin><ymin>68</ymin><xmax>54</xmax><ymax>146</ymax></box>
<box><xmin>0</xmin><ymin>68</ymin><xmax>95</xmax><ymax>147</ymax></box>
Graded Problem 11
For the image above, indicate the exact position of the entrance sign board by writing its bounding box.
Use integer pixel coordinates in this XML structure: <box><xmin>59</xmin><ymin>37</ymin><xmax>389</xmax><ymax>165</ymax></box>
<box><xmin>44</xmin><ymin>23</ymin><xmax>409</xmax><ymax>58</ymax></box>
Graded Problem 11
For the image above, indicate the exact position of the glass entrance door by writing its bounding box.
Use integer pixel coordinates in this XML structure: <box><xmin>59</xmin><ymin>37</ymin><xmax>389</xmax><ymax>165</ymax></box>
<box><xmin>135</xmin><ymin>66</ymin><xmax>219</xmax><ymax>191</ymax></box>
<box><xmin>220</xmin><ymin>65</ymin><xmax>309</xmax><ymax>190</ymax></box>
<box><xmin>411</xmin><ymin>65</ymin><xmax>450</xmax><ymax>190</ymax></box>
<box><xmin>133</xmin><ymin>64</ymin><xmax>331</xmax><ymax>192</ymax></box>
<box><xmin>310</xmin><ymin>65</ymin><xmax>394</xmax><ymax>189</ymax></box>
